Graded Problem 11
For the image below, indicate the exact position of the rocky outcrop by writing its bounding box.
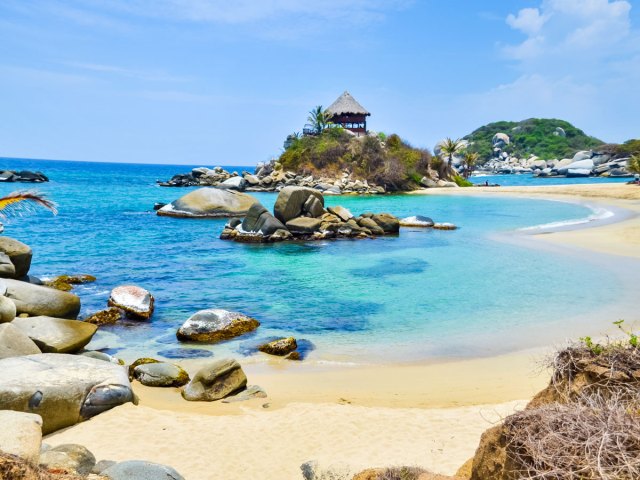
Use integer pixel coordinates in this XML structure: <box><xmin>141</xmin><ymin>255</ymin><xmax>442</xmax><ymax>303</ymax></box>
<box><xmin>108</xmin><ymin>286</ymin><xmax>154</xmax><ymax>320</ymax></box>
<box><xmin>44</xmin><ymin>274</ymin><xmax>96</xmax><ymax>292</ymax></box>
<box><xmin>158</xmin><ymin>161</ymin><xmax>388</xmax><ymax>195</ymax></box>
<box><xmin>132</xmin><ymin>362</ymin><xmax>190</xmax><ymax>388</ymax></box>
<box><xmin>84</xmin><ymin>307</ymin><xmax>124</xmax><ymax>326</ymax></box>
<box><xmin>182</xmin><ymin>358</ymin><xmax>247</xmax><ymax>401</ymax></box>
<box><xmin>156</xmin><ymin>187</ymin><xmax>258</xmax><ymax>218</ymax></box>
<box><xmin>3</xmin><ymin>279</ymin><xmax>81</xmax><ymax>319</ymax></box>
<box><xmin>0</xmin><ymin>170</ymin><xmax>49</xmax><ymax>183</ymax></box>
<box><xmin>176</xmin><ymin>309</ymin><xmax>260</xmax><ymax>342</ymax></box>
<box><xmin>0</xmin><ymin>237</ymin><xmax>33</xmax><ymax>279</ymax></box>
<box><xmin>221</xmin><ymin>187</ymin><xmax>416</xmax><ymax>243</ymax></box>
<box><xmin>12</xmin><ymin>316</ymin><xmax>97</xmax><ymax>354</ymax></box>
<box><xmin>0</xmin><ymin>411</ymin><xmax>43</xmax><ymax>464</ymax></box>
<box><xmin>0</xmin><ymin>354</ymin><xmax>134</xmax><ymax>434</ymax></box>
<box><xmin>101</xmin><ymin>460</ymin><xmax>185</xmax><ymax>480</ymax></box>
<box><xmin>0</xmin><ymin>323</ymin><xmax>41</xmax><ymax>359</ymax></box>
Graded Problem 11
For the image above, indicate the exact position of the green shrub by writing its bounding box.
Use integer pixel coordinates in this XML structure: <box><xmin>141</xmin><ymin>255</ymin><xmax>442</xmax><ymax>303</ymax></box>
<box><xmin>453</xmin><ymin>175</ymin><xmax>473</xmax><ymax>187</ymax></box>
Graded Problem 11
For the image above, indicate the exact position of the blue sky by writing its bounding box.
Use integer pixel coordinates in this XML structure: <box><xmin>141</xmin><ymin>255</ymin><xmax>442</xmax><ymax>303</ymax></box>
<box><xmin>1</xmin><ymin>0</ymin><xmax>638</xmax><ymax>165</ymax></box>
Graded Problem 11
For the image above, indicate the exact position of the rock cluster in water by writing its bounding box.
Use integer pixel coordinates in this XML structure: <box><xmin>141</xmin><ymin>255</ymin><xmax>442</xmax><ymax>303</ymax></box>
<box><xmin>221</xmin><ymin>186</ymin><xmax>401</xmax><ymax>243</ymax></box>
<box><xmin>0</xmin><ymin>170</ymin><xmax>49</xmax><ymax>183</ymax></box>
<box><xmin>158</xmin><ymin>160</ymin><xmax>387</xmax><ymax>195</ymax></box>
<box><xmin>477</xmin><ymin>133</ymin><xmax>632</xmax><ymax>178</ymax></box>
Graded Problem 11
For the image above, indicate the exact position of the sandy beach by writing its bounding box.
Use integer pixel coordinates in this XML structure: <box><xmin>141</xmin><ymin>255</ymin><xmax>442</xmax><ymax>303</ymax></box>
<box><xmin>45</xmin><ymin>183</ymin><xmax>640</xmax><ymax>479</ymax></box>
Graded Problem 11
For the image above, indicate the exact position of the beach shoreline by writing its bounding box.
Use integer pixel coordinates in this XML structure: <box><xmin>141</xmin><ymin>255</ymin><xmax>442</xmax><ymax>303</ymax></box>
<box><xmin>45</xmin><ymin>182</ymin><xmax>640</xmax><ymax>479</ymax></box>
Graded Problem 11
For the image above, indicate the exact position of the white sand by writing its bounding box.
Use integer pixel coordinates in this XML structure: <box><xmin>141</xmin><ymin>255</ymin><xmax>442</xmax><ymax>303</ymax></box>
<box><xmin>47</xmin><ymin>401</ymin><xmax>523</xmax><ymax>479</ymax></box>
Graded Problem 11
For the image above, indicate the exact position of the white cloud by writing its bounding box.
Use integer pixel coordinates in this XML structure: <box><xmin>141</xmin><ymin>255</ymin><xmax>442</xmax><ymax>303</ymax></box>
<box><xmin>506</xmin><ymin>7</ymin><xmax>548</xmax><ymax>35</ymax></box>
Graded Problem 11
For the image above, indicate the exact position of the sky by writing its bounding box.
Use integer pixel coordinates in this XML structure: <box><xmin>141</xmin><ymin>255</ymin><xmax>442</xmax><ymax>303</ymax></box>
<box><xmin>0</xmin><ymin>0</ymin><xmax>639</xmax><ymax>165</ymax></box>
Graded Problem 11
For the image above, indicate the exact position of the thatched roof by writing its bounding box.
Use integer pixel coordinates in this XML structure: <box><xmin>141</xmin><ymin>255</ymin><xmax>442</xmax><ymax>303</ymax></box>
<box><xmin>325</xmin><ymin>91</ymin><xmax>370</xmax><ymax>116</ymax></box>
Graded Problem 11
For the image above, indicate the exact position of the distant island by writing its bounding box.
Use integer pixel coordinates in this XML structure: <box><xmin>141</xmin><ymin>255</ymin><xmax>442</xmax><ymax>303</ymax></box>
<box><xmin>158</xmin><ymin>94</ymin><xmax>640</xmax><ymax>191</ymax></box>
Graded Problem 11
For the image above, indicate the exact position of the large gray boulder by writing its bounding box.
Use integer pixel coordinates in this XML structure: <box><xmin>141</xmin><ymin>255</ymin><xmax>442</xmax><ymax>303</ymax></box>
<box><xmin>0</xmin><ymin>354</ymin><xmax>133</xmax><ymax>434</ymax></box>
<box><xmin>133</xmin><ymin>362</ymin><xmax>190</xmax><ymax>388</ymax></box>
<box><xmin>3</xmin><ymin>278</ymin><xmax>81</xmax><ymax>319</ymax></box>
<box><xmin>285</xmin><ymin>217</ymin><xmax>322</xmax><ymax>234</ymax></box>
<box><xmin>0</xmin><ymin>294</ymin><xmax>17</xmax><ymax>322</ymax></box>
<box><xmin>182</xmin><ymin>358</ymin><xmax>247</xmax><ymax>401</ymax></box>
<box><xmin>0</xmin><ymin>237</ymin><xmax>32</xmax><ymax>279</ymax></box>
<box><xmin>0</xmin><ymin>410</ymin><xmax>42</xmax><ymax>464</ymax></box>
<box><xmin>177</xmin><ymin>309</ymin><xmax>260</xmax><ymax>343</ymax></box>
<box><xmin>218</xmin><ymin>176</ymin><xmax>247</xmax><ymax>191</ymax></box>
<box><xmin>240</xmin><ymin>203</ymin><xmax>287</xmax><ymax>236</ymax></box>
<box><xmin>102</xmin><ymin>460</ymin><xmax>185</xmax><ymax>480</ymax></box>
<box><xmin>39</xmin><ymin>443</ymin><xmax>96</xmax><ymax>475</ymax></box>
<box><xmin>0</xmin><ymin>323</ymin><xmax>40</xmax><ymax>359</ymax></box>
<box><xmin>557</xmin><ymin>159</ymin><xmax>594</xmax><ymax>175</ymax></box>
<box><xmin>157</xmin><ymin>187</ymin><xmax>258</xmax><ymax>218</ymax></box>
<box><xmin>273</xmin><ymin>186</ymin><xmax>325</xmax><ymax>223</ymax></box>
<box><xmin>11</xmin><ymin>316</ymin><xmax>97</xmax><ymax>354</ymax></box>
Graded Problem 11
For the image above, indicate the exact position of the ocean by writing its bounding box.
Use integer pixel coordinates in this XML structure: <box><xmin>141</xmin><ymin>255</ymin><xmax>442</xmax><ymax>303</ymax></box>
<box><xmin>1</xmin><ymin>157</ymin><xmax>635</xmax><ymax>364</ymax></box>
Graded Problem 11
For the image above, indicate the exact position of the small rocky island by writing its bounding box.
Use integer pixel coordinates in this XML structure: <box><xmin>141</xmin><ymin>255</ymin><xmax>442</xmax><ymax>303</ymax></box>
<box><xmin>0</xmin><ymin>170</ymin><xmax>49</xmax><ymax>183</ymax></box>
<box><xmin>220</xmin><ymin>186</ymin><xmax>454</xmax><ymax>243</ymax></box>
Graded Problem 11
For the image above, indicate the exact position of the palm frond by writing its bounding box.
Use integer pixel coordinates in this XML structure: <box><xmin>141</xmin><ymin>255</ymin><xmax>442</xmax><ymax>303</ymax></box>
<box><xmin>0</xmin><ymin>191</ymin><xmax>58</xmax><ymax>220</ymax></box>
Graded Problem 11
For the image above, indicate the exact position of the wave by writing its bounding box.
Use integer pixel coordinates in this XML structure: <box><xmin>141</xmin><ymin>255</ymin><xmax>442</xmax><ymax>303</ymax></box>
<box><xmin>518</xmin><ymin>205</ymin><xmax>615</xmax><ymax>232</ymax></box>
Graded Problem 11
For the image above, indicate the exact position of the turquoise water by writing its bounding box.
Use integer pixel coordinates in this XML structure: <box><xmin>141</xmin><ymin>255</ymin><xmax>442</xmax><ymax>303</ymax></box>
<box><xmin>0</xmin><ymin>157</ymin><xmax>632</xmax><ymax>363</ymax></box>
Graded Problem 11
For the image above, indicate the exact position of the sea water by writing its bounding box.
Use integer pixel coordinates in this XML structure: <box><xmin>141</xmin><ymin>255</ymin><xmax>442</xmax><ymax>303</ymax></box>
<box><xmin>1</xmin><ymin>157</ymin><xmax>636</xmax><ymax>364</ymax></box>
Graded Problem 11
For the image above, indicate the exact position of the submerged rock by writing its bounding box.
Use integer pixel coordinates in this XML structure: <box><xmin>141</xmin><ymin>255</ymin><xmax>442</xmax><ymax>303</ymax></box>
<box><xmin>0</xmin><ymin>353</ymin><xmax>134</xmax><ymax>434</ymax></box>
<box><xmin>399</xmin><ymin>215</ymin><xmax>435</xmax><ymax>227</ymax></box>
<box><xmin>84</xmin><ymin>307</ymin><xmax>125</xmax><ymax>326</ymax></box>
<box><xmin>0</xmin><ymin>323</ymin><xmax>41</xmax><ymax>359</ymax></box>
<box><xmin>108</xmin><ymin>286</ymin><xmax>154</xmax><ymax>320</ymax></box>
<box><xmin>3</xmin><ymin>279</ymin><xmax>81</xmax><ymax>319</ymax></box>
<box><xmin>176</xmin><ymin>309</ymin><xmax>260</xmax><ymax>343</ymax></box>
<box><xmin>45</xmin><ymin>274</ymin><xmax>96</xmax><ymax>292</ymax></box>
<box><xmin>258</xmin><ymin>337</ymin><xmax>298</xmax><ymax>356</ymax></box>
<box><xmin>101</xmin><ymin>460</ymin><xmax>185</xmax><ymax>480</ymax></box>
<box><xmin>0</xmin><ymin>411</ymin><xmax>42</xmax><ymax>464</ymax></box>
<box><xmin>12</xmin><ymin>316</ymin><xmax>97</xmax><ymax>354</ymax></box>
<box><xmin>182</xmin><ymin>358</ymin><xmax>247</xmax><ymax>401</ymax></box>
<box><xmin>433</xmin><ymin>223</ymin><xmax>457</xmax><ymax>230</ymax></box>
<box><xmin>157</xmin><ymin>187</ymin><xmax>258</xmax><ymax>218</ymax></box>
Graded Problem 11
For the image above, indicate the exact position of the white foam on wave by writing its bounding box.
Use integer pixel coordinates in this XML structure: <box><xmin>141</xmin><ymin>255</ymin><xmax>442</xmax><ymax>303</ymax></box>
<box><xmin>518</xmin><ymin>205</ymin><xmax>615</xmax><ymax>232</ymax></box>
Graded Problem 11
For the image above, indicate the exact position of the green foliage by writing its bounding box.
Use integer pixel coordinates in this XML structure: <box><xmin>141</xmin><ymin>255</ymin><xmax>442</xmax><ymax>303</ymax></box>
<box><xmin>464</xmin><ymin>118</ymin><xmax>604</xmax><ymax>163</ymax></box>
<box><xmin>581</xmin><ymin>320</ymin><xmax>639</xmax><ymax>354</ymax></box>
<box><xmin>614</xmin><ymin>139</ymin><xmax>640</xmax><ymax>157</ymax></box>
<box><xmin>453</xmin><ymin>175</ymin><xmax>473</xmax><ymax>187</ymax></box>
<box><xmin>306</xmin><ymin>105</ymin><xmax>332</xmax><ymax>134</ymax></box>
<box><xmin>377</xmin><ymin>132</ymin><xmax>387</xmax><ymax>141</ymax></box>
<box><xmin>278</xmin><ymin>130</ymin><xmax>432</xmax><ymax>191</ymax></box>
<box><xmin>627</xmin><ymin>154</ymin><xmax>640</xmax><ymax>175</ymax></box>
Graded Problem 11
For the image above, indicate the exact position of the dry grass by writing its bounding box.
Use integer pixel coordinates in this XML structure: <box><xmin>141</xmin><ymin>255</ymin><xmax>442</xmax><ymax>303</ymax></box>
<box><xmin>503</xmin><ymin>392</ymin><xmax>640</xmax><ymax>479</ymax></box>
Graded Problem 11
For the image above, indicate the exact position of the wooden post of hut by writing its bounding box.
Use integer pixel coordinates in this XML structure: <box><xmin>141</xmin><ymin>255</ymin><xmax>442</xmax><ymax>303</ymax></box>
<box><xmin>325</xmin><ymin>91</ymin><xmax>370</xmax><ymax>136</ymax></box>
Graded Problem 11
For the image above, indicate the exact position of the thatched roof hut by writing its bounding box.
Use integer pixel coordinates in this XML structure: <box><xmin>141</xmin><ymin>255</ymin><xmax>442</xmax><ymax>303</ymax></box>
<box><xmin>325</xmin><ymin>91</ymin><xmax>370</xmax><ymax>135</ymax></box>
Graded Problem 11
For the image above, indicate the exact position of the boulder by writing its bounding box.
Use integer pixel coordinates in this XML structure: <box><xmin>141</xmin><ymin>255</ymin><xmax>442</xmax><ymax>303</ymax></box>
<box><xmin>240</xmin><ymin>203</ymin><xmax>287</xmax><ymax>236</ymax></box>
<box><xmin>222</xmin><ymin>385</ymin><xmax>267</xmax><ymax>403</ymax></box>
<box><xmin>182</xmin><ymin>358</ymin><xmax>247</xmax><ymax>401</ymax></box>
<box><xmin>12</xmin><ymin>316</ymin><xmax>97</xmax><ymax>354</ymax></box>
<box><xmin>0</xmin><ymin>237</ymin><xmax>32</xmax><ymax>279</ymax></box>
<box><xmin>243</xmin><ymin>173</ymin><xmax>260</xmax><ymax>186</ymax></box>
<box><xmin>420</xmin><ymin>176</ymin><xmax>438</xmax><ymax>188</ymax></box>
<box><xmin>0</xmin><ymin>411</ymin><xmax>42</xmax><ymax>464</ymax></box>
<box><xmin>84</xmin><ymin>307</ymin><xmax>124</xmax><ymax>326</ymax></box>
<box><xmin>371</xmin><ymin>213</ymin><xmax>400</xmax><ymax>233</ymax></box>
<box><xmin>258</xmin><ymin>337</ymin><xmax>297</xmax><ymax>356</ymax></box>
<box><xmin>327</xmin><ymin>205</ymin><xmax>353</xmax><ymax>222</ymax></box>
<box><xmin>3</xmin><ymin>279</ymin><xmax>81</xmax><ymax>319</ymax></box>
<box><xmin>133</xmin><ymin>362</ymin><xmax>190</xmax><ymax>388</ymax></box>
<box><xmin>101</xmin><ymin>460</ymin><xmax>185</xmax><ymax>480</ymax></box>
<box><xmin>0</xmin><ymin>354</ymin><xmax>133</xmax><ymax>434</ymax></box>
<box><xmin>0</xmin><ymin>253</ymin><xmax>16</xmax><ymax>277</ymax></box>
<box><xmin>566</xmin><ymin>168</ymin><xmax>591</xmax><ymax>178</ymax></box>
<box><xmin>399</xmin><ymin>215</ymin><xmax>435</xmax><ymax>227</ymax></box>
<box><xmin>492</xmin><ymin>133</ymin><xmax>510</xmax><ymax>147</ymax></box>
<box><xmin>128</xmin><ymin>358</ymin><xmax>160</xmax><ymax>379</ymax></box>
<box><xmin>0</xmin><ymin>323</ymin><xmax>40</xmax><ymax>359</ymax></box>
<box><xmin>433</xmin><ymin>223</ymin><xmax>458</xmax><ymax>230</ymax></box>
<box><xmin>557</xmin><ymin>159</ymin><xmax>594</xmax><ymax>175</ymax></box>
<box><xmin>356</xmin><ymin>217</ymin><xmax>385</xmax><ymax>235</ymax></box>
<box><xmin>157</xmin><ymin>187</ymin><xmax>258</xmax><ymax>218</ymax></box>
<box><xmin>39</xmin><ymin>444</ymin><xmax>96</xmax><ymax>475</ymax></box>
<box><xmin>218</xmin><ymin>176</ymin><xmax>247</xmax><ymax>191</ymax></box>
<box><xmin>273</xmin><ymin>186</ymin><xmax>324</xmax><ymax>223</ymax></box>
<box><xmin>108</xmin><ymin>286</ymin><xmax>154</xmax><ymax>320</ymax></box>
<box><xmin>572</xmin><ymin>150</ymin><xmax>592</xmax><ymax>162</ymax></box>
<box><xmin>0</xmin><ymin>294</ymin><xmax>17</xmax><ymax>322</ymax></box>
<box><xmin>45</xmin><ymin>274</ymin><xmax>96</xmax><ymax>292</ymax></box>
<box><xmin>285</xmin><ymin>217</ymin><xmax>322</xmax><ymax>234</ymax></box>
<box><xmin>176</xmin><ymin>309</ymin><xmax>260</xmax><ymax>342</ymax></box>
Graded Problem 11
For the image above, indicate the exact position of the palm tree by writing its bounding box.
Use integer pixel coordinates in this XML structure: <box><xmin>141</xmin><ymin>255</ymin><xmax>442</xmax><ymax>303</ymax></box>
<box><xmin>307</xmin><ymin>106</ymin><xmax>332</xmax><ymax>134</ymax></box>
<box><xmin>0</xmin><ymin>191</ymin><xmax>57</xmax><ymax>230</ymax></box>
<box><xmin>628</xmin><ymin>154</ymin><xmax>640</xmax><ymax>175</ymax></box>
<box><xmin>462</xmin><ymin>151</ymin><xmax>479</xmax><ymax>179</ymax></box>
<box><xmin>439</xmin><ymin>137</ymin><xmax>464</xmax><ymax>179</ymax></box>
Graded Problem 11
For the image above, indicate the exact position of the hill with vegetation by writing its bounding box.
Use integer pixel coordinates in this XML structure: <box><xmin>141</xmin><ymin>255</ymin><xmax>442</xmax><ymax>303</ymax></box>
<box><xmin>279</xmin><ymin>128</ymin><xmax>440</xmax><ymax>190</ymax></box>
<box><xmin>464</xmin><ymin>118</ymin><xmax>604</xmax><ymax>162</ymax></box>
